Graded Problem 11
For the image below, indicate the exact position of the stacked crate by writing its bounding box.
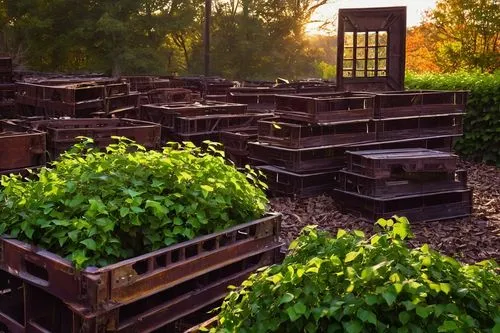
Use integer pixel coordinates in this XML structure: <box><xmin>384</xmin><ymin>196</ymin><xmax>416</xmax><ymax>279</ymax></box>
<box><xmin>27</xmin><ymin>118</ymin><xmax>161</xmax><ymax>161</ymax></box>
<box><xmin>0</xmin><ymin>213</ymin><xmax>283</xmax><ymax>333</ymax></box>
<box><xmin>140</xmin><ymin>101</ymin><xmax>272</xmax><ymax>148</ymax></box>
<box><xmin>249</xmin><ymin>92</ymin><xmax>376</xmax><ymax>198</ymax></box>
<box><xmin>16</xmin><ymin>80</ymin><xmax>140</xmax><ymax>118</ymax></box>
<box><xmin>0</xmin><ymin>57</ymin><xmax>16</xmax><ymax>118</ymax></box>
<box><xmin>0</xmin><ymin>120</ymin><xmax>46</xmax><ymax>176</ymax></box>
<box><xmin>334</xmin><ymin>149</ymin><xmax>472</xmax><ymax>222</ymax></box>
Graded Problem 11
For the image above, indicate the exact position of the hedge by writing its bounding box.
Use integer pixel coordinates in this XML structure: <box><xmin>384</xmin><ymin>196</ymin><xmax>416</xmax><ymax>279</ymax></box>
<box><xmin>405</xmin><ymin>71</ymin><xmax>500</xmax><ymax>166</ymax></box>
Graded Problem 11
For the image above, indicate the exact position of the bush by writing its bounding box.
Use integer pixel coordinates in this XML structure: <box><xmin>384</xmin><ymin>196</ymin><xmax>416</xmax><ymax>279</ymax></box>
<box><xmin>0</xmin><ymin>138</ymin><xmax>268</xmax><ymax>268</ymax></box>
<box><xmin>406</xmin><ymin>71</ymin><xmax>500</xmax><ymax>165</ymax></box>
<box><xmin>213</xmin><ymin>217</ymin><xmax>500</xmax><ymax>332</ymax></box>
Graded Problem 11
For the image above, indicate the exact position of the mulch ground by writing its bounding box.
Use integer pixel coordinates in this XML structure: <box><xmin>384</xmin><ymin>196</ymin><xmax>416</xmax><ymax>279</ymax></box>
<box><xmin>270</xmin><ymin>160</ymin><xmax>500</xmax><ymax>264</ymax></box>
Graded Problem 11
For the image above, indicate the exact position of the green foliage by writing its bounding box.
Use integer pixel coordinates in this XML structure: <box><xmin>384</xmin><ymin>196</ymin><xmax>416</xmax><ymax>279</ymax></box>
<box><xmin>426</xmin><ymin>0</ymin><xmax>499</xmax><ymax>73</ymax></box>
<box><xmin>0</xmin><ymin>138</ymin><xmax>268</xmax><ymax>268</ymax></box>
<box><xmin>315</xmin><ymin>61</ymin><xmax>336</xmax><ymax>80</ymax></box>
<box><xmin>212</xmin><ymin>217</ymin><xmax>500</xmax><ymax>332</ymax></box>
<box><xmin>406</xmin><ymin>71</ymin><xmax>500</xmax><ymax>165</ymax></box>
<box><xmin>1</xmin><ymin>0</ymin><xmax>203</xmax><ymax>74</ymax></box>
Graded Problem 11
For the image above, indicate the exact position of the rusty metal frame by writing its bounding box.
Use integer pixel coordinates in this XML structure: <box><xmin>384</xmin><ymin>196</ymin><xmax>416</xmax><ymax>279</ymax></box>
<box><xmin>336</xmin><ymin>7</ymin><xmax>407</xmax><ymax>91</ymax></box>
<box><xmin>0</xmin><ymin>213</ymin><xmax>281</xmax><ymax>319</ymax></box>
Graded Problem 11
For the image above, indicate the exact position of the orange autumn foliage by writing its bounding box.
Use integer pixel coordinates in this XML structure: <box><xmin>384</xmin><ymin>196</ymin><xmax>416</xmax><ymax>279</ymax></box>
<box><xmin>406</xmin><ymin>24</ymin><xmax>441</xmax><ymax>73</ymax></box>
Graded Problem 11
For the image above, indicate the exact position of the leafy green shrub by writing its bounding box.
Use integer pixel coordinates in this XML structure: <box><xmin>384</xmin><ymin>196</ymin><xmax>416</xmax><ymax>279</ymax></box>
<box><xmin>406</xmin><ymin>71</ymin><xmax>500</xmax><ymax>165</ymax></box>
<box><xmin>213</xmin><ymin>217</ymin><xmax>500</xmax><ymax>332</ymax></box>
<box><xmin>0</xmin><ymin>138</ymin><xmax>268</xmax><ymax>268</ymax></box>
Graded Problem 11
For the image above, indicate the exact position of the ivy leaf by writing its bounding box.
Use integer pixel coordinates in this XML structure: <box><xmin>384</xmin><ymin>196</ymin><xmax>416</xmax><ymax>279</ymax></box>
<box><xmin>280</xmin><ymin>293</ymin><xmax>295</xmax><ymax>304</ymax></box>
<box><xmin>382</xmin><ymin>290</ymin><xmax>397</xmax><ymax>306</ymax></box>
<box><xmin>345</xmin><ymin>251</ymin><xmax>360</xmax><ymax>263</ymax></box>
<box><xmin>357</xmin><ymin>309</ymin><xmax>377</xmax><ymax>325</ymax></box>
<box><xmin>293</xmin><ymin>302</ymin><xmax>307</xmax><ymax>315</ymax></box>
<box><xmin>343</xmin><ymin>320</ymin><xmax>363</xmax><ymax>333</ymax></box>
<box><xmin>80</xmin><ymin>238</ymin><xmax>97</xmax><ymax>251</ymax></box>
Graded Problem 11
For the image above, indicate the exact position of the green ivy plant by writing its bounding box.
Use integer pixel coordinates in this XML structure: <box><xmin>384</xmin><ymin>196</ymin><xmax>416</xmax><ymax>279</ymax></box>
<box><xmin>212</xmin><ymin>217</ymin><xmax>500</xmax><ymax>333</ymax></box>
<box><xmin>0</xmin><ymin>137</ymin><xmax>268</xmax><ymax>269</ymax></box>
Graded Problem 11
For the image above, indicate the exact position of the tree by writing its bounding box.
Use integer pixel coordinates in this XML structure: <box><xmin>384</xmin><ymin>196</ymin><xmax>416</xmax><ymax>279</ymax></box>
<box><xmin>425</xmin><ymin>0</ymin><xmax>499</xmax><ymax>72</ymax></box>
<box><xmin>406</xmin><ymin>24</ymin><xmax>441</xmax><ymax>73</ymax></box>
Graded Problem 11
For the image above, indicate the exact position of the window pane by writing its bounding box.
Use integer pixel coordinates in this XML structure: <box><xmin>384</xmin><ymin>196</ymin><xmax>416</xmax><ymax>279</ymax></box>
<box><xmin>357</xmin><ymin>32</ymin><xmax>366</xmax><ymax>46</ymax></box>
<box><xmin>367</xmin><ymin>59</ymin><xmax>375</xmax><ymax>70</ymax></box>
<box><xmin>378</xmin><ymin>58</ymin><xmax>387</xmax><ymax>70</ymax></box>
<box><xmin>368</xmin><ymin>32</ymin><xmax>377</xmax><ymax>46</ymax></box>
<box><xmin>378</xmin><ymin>70</ymin><xmax>387</xmax><ymax>77</ymax></box>
<box><xmin>344</xmin><ymin>47</ymin><xmax>353</xmax><ymax>59</ymax></box>
<box><xmin>345</xmin><ymin>32</ymin><xmax>354</xmax><ymax>47</ymax></box>
<box><xmin>356</xmin><ymin>60</ymin><xmax>365</xmax><ymax>70</ymax></box>
<box><xmin>378</xmin><ymin>47</ymin><xmax>387</xmax><ymax>58</ymax></box>
<box><xmin>368</xmin><ymin>47</ymin><xmax>376</xmax><ymax>59</ymax></box>
<box><xmin>356</xmin><ymin>70</ymin><xmax>366</xmax><ymax>77</ymax></box>
<box><xmin>356</xmin><ymin>48</ymin><xmax>365</xmax><ymax>59</ymax></box>
<box><xmin>343</xmin><ymin>70</ymin><xmax>353</xmax><ymax>78</ymax></box>
<box><xmin>343</xmin><ymin>60</ymin><xmax>353</xmax><ymax>69</ymax></box>
<box><xmin>367</xmin><ymin>70</ymin><xmax>375</xmax><ymax>77</ymax></box>
<box><xmin>378</xmin><ymin>31</ymin><xmax>388</xmax><ymax>46</ymax></box>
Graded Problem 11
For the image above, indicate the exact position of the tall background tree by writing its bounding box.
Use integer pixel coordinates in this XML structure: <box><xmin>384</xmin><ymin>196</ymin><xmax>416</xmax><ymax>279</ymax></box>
<box><xmin>0</xmin><ymin>0</ymin><xmax>330</xmax><ymax>78</ymax></box>
<box><xmin>407</xmin><ymin>0</ymin><xmax>499</xmax><ymax>73</ymax></box>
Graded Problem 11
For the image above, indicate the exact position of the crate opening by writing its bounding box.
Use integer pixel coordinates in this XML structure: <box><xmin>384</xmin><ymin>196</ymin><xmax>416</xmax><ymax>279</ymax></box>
<box><xmin>0</xmin><ymin>271</ymin><xmax>25</xmax><ymax>325</ymax></box>
<box><xmin>202</xmin><ymin>238</ymin><xmax>217</xmax><ymax>252</ymax></box>
<box><xmin>118</xmin><ymin>251</ymin><xmax>267</xmax><ymax>325</ymax></box>
<box><xmin>171</xmin><ymin>249</ymin><xmax>181</xmax><ymax>263</ymax></box>
<box><xmin>155</xmin><ymin>255</ymin><xmax>167</xmax><ymax>268</ymax></box>
<box><xmin>132</xmin><ymin>259</ymin><xmax>149</xmax><ymax>275</ymax></box>
<box><xmin>185</xmin><ymin>244</ymin><xmax>199</xmax><ymax>259</ymax></box>
<box><xmin>25</xmin><ymin>260</ymin><xmax>49</xmax><ymax>282</ymax></box>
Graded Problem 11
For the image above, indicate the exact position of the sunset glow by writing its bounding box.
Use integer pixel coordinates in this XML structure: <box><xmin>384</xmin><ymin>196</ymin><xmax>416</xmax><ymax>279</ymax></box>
<box><xmin>307</xmin><ymin>0</ymin><xmax>437</xmax><ymax>35</ymax></box>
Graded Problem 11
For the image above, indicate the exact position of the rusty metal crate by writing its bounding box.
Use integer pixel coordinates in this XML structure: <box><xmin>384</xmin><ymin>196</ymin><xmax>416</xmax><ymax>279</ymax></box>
<box><xmin>375</xmin><ymin>114</ymin><xmax>464</xmax><ymax>141</ymax></box>
<box><xmin>29</xmin><ymin>118</ymin><xmax>160</xmax><ymax>159</ymax></box>
<box><xmin>372</xmin><ymin>90</ymin><xmax>468</xmax><ymax>118</ymax></box>
<box><xmin>104</xmin><ymin>82</ymin><xmax>130</xmax><ymax>97</ymax></box>
<box><xmin>219</xmin><ymin>128</ymin><xmax>257</xmax><ymax>153</ymax></box>
<box><xmin>140</xmin><ymin>102</ymin><xmax>248</xmax><ymax>131</ymax></box>
<box><xmin>248</xmin><ymin>142</ymin><xmax>346</xmax><ymax>173</ymax></box>
<box><xmin>0</xmin><ymin>213</ymin><xmax>281</xmax><ymax>329</ymax></box>
<box><xmin>258</xmin><ymin>117</ymin><xmax>375</xmax><ymax>148</ymax></box>
<box><xmin>122</xmin><ymin>76</ymin><xmax>157</xmax><ymax>92</ymax></box>
<box><xmin>206</xmin><ymin>95</ymin><xmax>228</xmax><ymax>103</ymax></box>
<box><xmin>274</xmin><ymin>93</ymin><xmax>375</xmax><ymax>123</ymax></box>
<box><xmin>347</xmin><ymin>135</ymin><xmax>459</xmax><ymax>153</ymax></box>
<box><xmin>346</xmin><ymin>148</ymin><xmax>458</xmax><ymax>179</ymax></box>
<box><xmin>337</xmin><ymin>169</ymin><xmax>467</xmax><ymax>198</ymax></box>
<box><xmin>0</xmin><ymin>57</ymin><xmax>13</xmax><ymax>73</ymax></box>
<box><xmin>0</xmin><ymin>243</ymin><xmax>282</xmax><ymax>333</ymax></box>
<box><xmin>163</xmin><ymin>130</ymin><xmax>220</xmax><ymax>146</ymax></box>
<box><xmin>174</xmin><ymin>113</ymin><xmax>272</xmax><ymax>135</ymax></box>
<box><xmin>147</xmin><ymin>88</ymin><xmax>193</xmax><ymax>104</ymax></box>
<box><xmin>0</xmin><ymin>121</ymin><xmax>46</xmax><ymax>170</ymax></box>
<box><xmin>106</xmin><ymin>93</ymin><xmax>140</xmax><ymax>116</ymax></box>
<box><xmin>18</xmin><ymin>82</ymin><xmax>105</xmax><ymax>104</ymax></box>
<box><xmin>257</xmin><ymin>165</ymin><xmax>337</xmax><ymax>198</ymax></box>
<box><xmin>333</xmin><ymin>188</ymin><xmax>473</xmax><ymax>222</ymax></box>
<box><xmin>224</xmin><ymin>147</ymin><xmax>252</xmax><ymax>168</ymax></box>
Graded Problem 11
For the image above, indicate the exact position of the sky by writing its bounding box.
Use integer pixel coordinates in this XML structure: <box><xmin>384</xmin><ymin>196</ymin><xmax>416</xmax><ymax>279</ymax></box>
<box><xmin>306</xmin><ymin>0</ymin><xmax>437</xmax><ymax>35</ymax></box>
